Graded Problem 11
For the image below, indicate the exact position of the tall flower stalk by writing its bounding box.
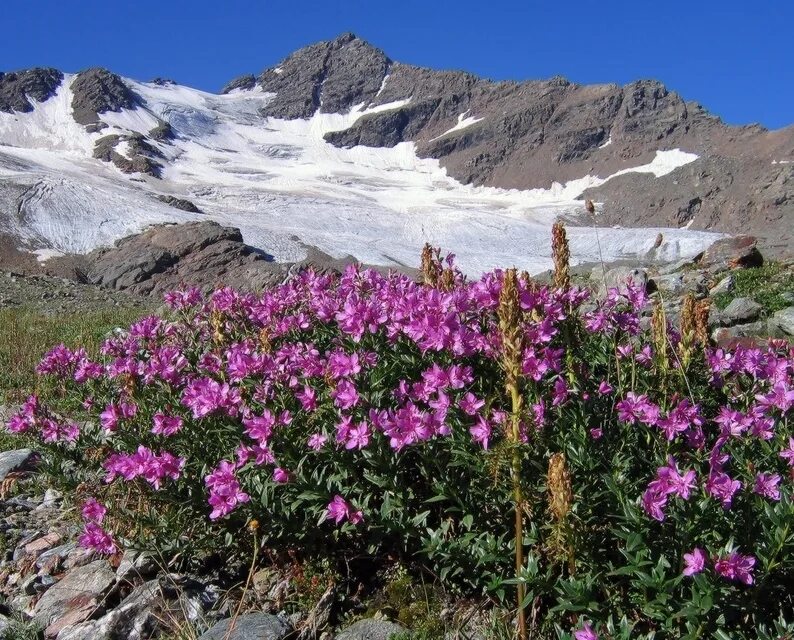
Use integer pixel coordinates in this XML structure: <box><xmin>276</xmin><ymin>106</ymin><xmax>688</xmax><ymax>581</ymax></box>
<box><xmin>498</xmin><ymin>268</ymin><xmax>527</xmax><ymax>640</ymax></box>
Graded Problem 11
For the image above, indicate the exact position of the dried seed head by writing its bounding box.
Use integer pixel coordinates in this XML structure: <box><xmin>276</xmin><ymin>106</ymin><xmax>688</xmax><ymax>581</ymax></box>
<box><xmin>651</xmin><ymin>300</ymin><xmax>667</xmax><ymax>359</ymax></box>
<box><xmin>547</xmin><ymin>452</ymin><xmax>572</xmax><ymax>523</ymax></box>
<box><xmin>551</xmin><ymin>222</ymin><xmax>571</xmax><ymax>290</ymax></box>
<box><xmin>210</xmin><ymin>309</ymin><xmax>225</xmax><ymax>345</ymax></box>
<box><xmin>680</xmin><ymin>293</ymin><xmax>697</xmax><ymax>343</ymax></box>
<box><xmin>695</xmin><ymin>299</ymin><xmax>711</xmax><ymax>346</ymax></box>
<box><xmin>258</xmin><ymin>327</ymin><xmax>272</xmax><ymax>354</ymax></box>
<box><xmin>420</xmin><ymin>243</ymin><xmax>440</xmax><ymax>287</ymax></box>
<box><xmin>498</xmin><ymin>268</ymin><xmax>523</xmax><ymax>382</ymax></box>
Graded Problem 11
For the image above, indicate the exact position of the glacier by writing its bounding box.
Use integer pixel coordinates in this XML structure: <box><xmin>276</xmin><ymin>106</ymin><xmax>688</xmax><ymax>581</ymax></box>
<box><xmin>0</xmin><ymin>74</ymin><xmax>722</xmax><ymax>275</ymax></box>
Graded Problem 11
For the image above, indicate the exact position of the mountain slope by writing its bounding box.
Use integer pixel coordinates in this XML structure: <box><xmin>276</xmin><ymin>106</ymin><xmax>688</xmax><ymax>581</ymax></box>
<box><xmin>0</xmin><ymin>34</ymin><xmax>791</xmax><ymax>275</ymax></box>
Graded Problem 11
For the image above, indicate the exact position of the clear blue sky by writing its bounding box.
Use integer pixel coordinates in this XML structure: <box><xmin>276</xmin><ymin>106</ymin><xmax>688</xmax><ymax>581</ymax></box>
<box><xmin>2</xmin><ymin>0</ymin><xmax>791</xmax><ymax>129</ymax></box>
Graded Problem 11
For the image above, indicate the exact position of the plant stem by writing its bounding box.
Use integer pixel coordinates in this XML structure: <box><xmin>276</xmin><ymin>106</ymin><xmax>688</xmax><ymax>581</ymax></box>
<box><xmin>509</xmin><ymin>381</ymin><xmax>527</xmax><ymax>640</ymax></box>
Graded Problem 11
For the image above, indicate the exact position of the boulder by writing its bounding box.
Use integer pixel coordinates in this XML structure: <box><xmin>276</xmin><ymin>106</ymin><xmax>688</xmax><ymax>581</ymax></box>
<box><xmin>768</xmin><ymin>306</ymin><xmax>794</xmax><ymax>338</ymax></box>
<box><xmin>593</xmin><ymin>266</ymin><xmax>647</xmax><ymax>297</ymax></box>
<box><xmin>56</xmin><ymin>580</ymin><xmax>162</xmax><ymax>640</ymax></box>
<box><xmin>698</xmin><ymin>236</ymin><xmax>764</xmax><ymax>270</ymax></box>
<box><xmin>717</xmin><ymin>297</ymin><xmax>763</xmax><ymax>327</ymax></box>
<box><xmin>198</xmin><ymin>613</ymin><xmax>291</xmax><ymax>640</ymax></box>
<box><xmin>335</xmin><ymin>619</ymin><xmax>410</xmax><ymax>640</ymax></box>
<box><xmin>0</xmin><ymin>448</ymin><xmax>34</xmax><ymax>480</ymax></box>
<box><xmin>32</xmin><ymin>560</ymin><xmax>115</xmax><ymax>632</ymax></box>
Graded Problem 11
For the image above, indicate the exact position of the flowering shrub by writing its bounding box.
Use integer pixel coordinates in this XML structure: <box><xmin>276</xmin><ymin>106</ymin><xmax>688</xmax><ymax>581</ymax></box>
<box><xmin>7</xmin><ymin>240</ymin><xmax>794</xmax><ymax>638</ymax></box>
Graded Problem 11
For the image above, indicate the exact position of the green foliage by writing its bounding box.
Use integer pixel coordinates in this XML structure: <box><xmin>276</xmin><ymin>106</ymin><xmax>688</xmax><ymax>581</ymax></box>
<box><xmin>712</xmin><ymin>262</ymin><xmax>794</xmax><ymax>314</ymax></box>
<box><xmin>0</xmin><ymin>617</ymin><xmax>44</xmax><ymax>640</ymax></box>
<box><xmin>0</xmin><ymin>305</ymin><xmax>152</xmax><ymax>403</ymax></box>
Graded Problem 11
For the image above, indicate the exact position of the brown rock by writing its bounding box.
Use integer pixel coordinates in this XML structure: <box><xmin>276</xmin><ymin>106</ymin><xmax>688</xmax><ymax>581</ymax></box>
<box><xmin>698</xmin><ymin>236</ymin><xmax>764</xmax><ymax>269</ymax></box>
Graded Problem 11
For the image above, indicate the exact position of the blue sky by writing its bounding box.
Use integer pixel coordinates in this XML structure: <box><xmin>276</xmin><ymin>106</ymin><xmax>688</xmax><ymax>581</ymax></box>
<box><xmin>1</xmin><ymin>0</ymin><xmax>791</xmax><ymax>129</ymax></box>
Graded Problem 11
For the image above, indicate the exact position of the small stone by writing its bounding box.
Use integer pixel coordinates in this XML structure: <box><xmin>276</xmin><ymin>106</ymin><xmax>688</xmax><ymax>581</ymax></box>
<box><xmin>709</xmin><ymin>275</ymin><xmax>734</xmax><ymax>296</ymax></box>
<box><xmin>335</xmin><ymin>619</ymin><xmax>410</xmax><ymax>640</ymax></box>
<box><xmin>25</xmin><ymin>532</ymin><xmax>62</xmax><ymax>556</ymax></box>
<box><xmin>699</xmin><ymin>235</ymin><xmax>764</xmax><ymax>269</ymax></box>
<box><xmin>116</xmin><ymin>550</ymin><xmax>157</xmax><ymax>582</ymax></box>
<box><xmin>198</xmin><ymin>613</ymin><xmax>291</xmax><ymax>640</ymax></box>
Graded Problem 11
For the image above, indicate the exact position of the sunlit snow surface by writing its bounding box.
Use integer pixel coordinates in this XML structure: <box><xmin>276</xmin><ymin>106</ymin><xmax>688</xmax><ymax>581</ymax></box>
<box><xmin>0</xmin><ymin>75</ymin><xmax>721</xmax><ymax>275</ymax></box>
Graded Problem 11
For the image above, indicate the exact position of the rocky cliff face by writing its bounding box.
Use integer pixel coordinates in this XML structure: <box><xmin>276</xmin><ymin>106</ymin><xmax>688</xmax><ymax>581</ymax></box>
<box><xmin>0</xmin><ymin>33</ymin><xmax>791</xmax><ymax>268</ymax></box>
<box><xmin>250</xmin><ymin>33</ymin><xmax>792</xmax><ymax>253</ymax></box>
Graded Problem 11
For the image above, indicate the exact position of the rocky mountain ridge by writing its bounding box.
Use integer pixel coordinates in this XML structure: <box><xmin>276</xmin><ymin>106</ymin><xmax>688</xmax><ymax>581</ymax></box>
<box><xmin>0</xmin><ymin>33</ymin><xmax>791</xmax><ymax>271</ymax></box>
<box><xmin>231</xmin><ymin>33</ymin><xmax>792</xmax><ymax>251</ymax></box>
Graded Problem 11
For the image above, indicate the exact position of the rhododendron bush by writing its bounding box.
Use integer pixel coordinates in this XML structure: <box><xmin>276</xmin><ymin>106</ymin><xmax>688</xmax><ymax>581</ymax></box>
<box><xmin>7</xmin><ymin>242</ymin><xmax>794</xmax><ymax>638</ymax></box>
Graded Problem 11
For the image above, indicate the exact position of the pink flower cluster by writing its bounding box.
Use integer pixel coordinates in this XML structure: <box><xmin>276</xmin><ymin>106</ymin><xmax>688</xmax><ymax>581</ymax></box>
<box><xmin>682</xmin><ymin>547</ymin><xmax>756</xmax><ymax>585</ymax></box>
<box><xmin>77</xmin><ymin>498</ymin><xmax>117</xmax><ymax>555</ymax></box>
<box><xmin>6</xmin><ymin>394</ymin><xmax>79</xmax><ymax>443</ymax></box>
<box><xmin>104</xmin><ymin>446</ymin><xmax>185</xmax><ymax>489</ymax></box>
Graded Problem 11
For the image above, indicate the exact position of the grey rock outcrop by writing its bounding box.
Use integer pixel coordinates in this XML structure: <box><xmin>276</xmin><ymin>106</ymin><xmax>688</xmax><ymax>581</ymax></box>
<box><xmin>71</xmin><ymin>68</ymin><xmax>140</xmax><ymax>125</ymax></box>
<box><xmin>0</xmin><ymin>449</ymin><xmax>34</xmax><ymax>481</ymax></box>
<box><xmin>156</xmin><ymin>194</ymin><xmax>202</xmax><ymax>213</ymax></box>
<box><xmin>86</xmin><ymin>221</ymin><xmax>273</xmax><ymax>295</ymax></box>
<box><xmin>768</xmin><ymin>306</ymin><xmax>794</xmax><ymax>338</ymax></box>
<box><xmin>93</xmin><ymin>133</ymin><xmax>163</xmax><ymax>177</ymax></box>
<box><xmin>83</xmin><ymin>221</ymin><xmax>375</xmax><ymax>296</ymax></box>
<box><xmin>198</xmin><ymin>613</ymin><xmax>291</xmax><ymax>640</ymax></box>
<box><xmin>221</xmin><ymin>74</ymin><xmax>257</xmax><ymax>94</ymax></box>
<box><xmin>335</xmin><ymin>618</ymin><xmax>409</xmax><ymax>640</ymax></box>
<box><xmin>0</xmin><ymin>68</ymin><xmax>63</xmax><ymax>113</ymax></box>
<box><xmin>32</xmin><ymin>560</ymin><xmax>115</xmax><ymax>630</ymax></box>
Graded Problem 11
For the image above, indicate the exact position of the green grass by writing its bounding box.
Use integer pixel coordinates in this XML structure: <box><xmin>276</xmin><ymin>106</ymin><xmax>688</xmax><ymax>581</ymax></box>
<box><xmin>712</xmin><ymin>262</ymin><xmax>794</xmax><ymax>314</ymax></box>
<box><xmin>0</xmin><ymin>305</ymin><xmax>153</xmax><ymax>404</ymax></box>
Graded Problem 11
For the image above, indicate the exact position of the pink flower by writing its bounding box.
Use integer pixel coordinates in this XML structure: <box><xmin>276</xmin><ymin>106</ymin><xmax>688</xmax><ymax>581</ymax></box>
<box><xmin>81</xmin><ymin>498</ymin><xmax>107</xmax><ymax>524</ymax></box>
<box><xmin>273</xmin><ymin>467</ymin><xmax>291</xmax><ymax>484</ymax></box>
<box><xmin>574</xmin><ymin>621</ymin><xmax>598</xmax><ymax>640</ymax></box>
<box><xmin>469</xmin><ymin>416</ymin><xmax>491</xmax><ymax>450</ymax></box>
<box><xmin>78</xmin><ymin>522</ymin><xmax>118</xmax><ymax>555</ymax></box>
<box><xmin>326</xmin><ymin>495</ymin><xmax>363</xmax><ymax>525</ymax></box>
<box><xmin>753</xmin><ymin>472</ymin><xmax>781</xmax><ymax>501</ymax></box>
<box><xmin>205</xmin><ymin>460</ymin><xmax>250</xmax><ymax>520</ymax></box>
<box><xmin>714</xmin><ymin>552</ymin><xmax>756</xmax><ymax>585</ymax></box>
<box><xmin>100</xmin><ymin>404</ymin><xmax>121</xmax><ymax>432</ymax></box>
<box><xmin>296</xmin><ymin>385</ymin><xmax>318</xmax><ymax>412</ymax></box>
<box><xmin>706</xmin><ymin>470</ymin><xmax>742</xmax><ymax>509</ymax></box>
<box><xmin>152</xmin><ymin>413</ymin><xmax>183</xmax><ymax>436</ymax></box>
<box><xmin>589</xmin><ymin>427</ymin><xmax>603</xmax><ymax>439</ymax></box>
<box><xmin>307</xmin><ymin>433</ymin><xmax>328</xmax><ymax>450</ymax></box>
<box><xmin>683</xmin><ymin>548</ymin><xmax>707</xmax><ymax>576</ymax></box>
<box><xmin>331</xmin><ymin>380</ymin><xmax>360</xmax><ymax>410</ymax></box>
<box><xmin>780</xmin><ymin>437</ymin><xmax>794</xmax><ymax>467</ymax></box>
<box><xmin>458</xmin><ymin>392</ymin><xmax>484</xmax><ymax>416</ymax></box>
<box><xmin>597</xmin><ymin>380</ymin><xmax>613</xmax><ymax>396</ymax></box>
<box><xmin>345</xmin><ymin>422</ymin><xmax>371</xmax><ymax>450</ymax></box>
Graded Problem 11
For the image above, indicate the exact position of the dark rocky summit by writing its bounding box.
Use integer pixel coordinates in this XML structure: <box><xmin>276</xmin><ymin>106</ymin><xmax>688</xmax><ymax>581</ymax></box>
<box><xmin>70</xmin><ymin>67</ymin><xmax>140</xmax><ymax>125</ymax></box>
<box><xmin>0</xmin><ymin>68</ymin><xmax>63</xmax><ymax>113</ymax></box>
<box><xmin>221</xmin><ymin>74</ymin><xmax>257</xmax><ymax>94</ymax></box>
<box><xmin>250</xmin><ymin>33</ymin><xmax>793</xmax><ymax>254</ymax></box>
